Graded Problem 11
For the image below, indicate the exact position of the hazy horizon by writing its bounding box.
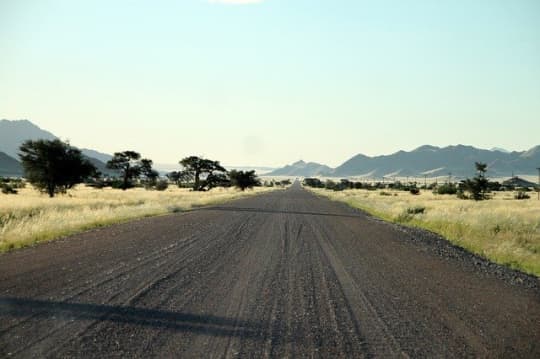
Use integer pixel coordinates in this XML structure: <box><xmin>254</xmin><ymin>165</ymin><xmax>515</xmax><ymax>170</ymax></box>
<box><xmin>2</xmin><ymin>118</ymin><xmax>538</xmax><ymax>169</ymax></box>
<box><xmin>2</xmin><ymin>0</ymin><xmax>539</xmax><ymax>167</ymax></box>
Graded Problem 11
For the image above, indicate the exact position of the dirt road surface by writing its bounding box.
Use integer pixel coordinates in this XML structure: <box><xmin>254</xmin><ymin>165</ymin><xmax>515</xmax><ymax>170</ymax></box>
<box><xmin>1</xmin><ymin>182</ymin><xmax>539</xmax><ymax>357</ymax></box>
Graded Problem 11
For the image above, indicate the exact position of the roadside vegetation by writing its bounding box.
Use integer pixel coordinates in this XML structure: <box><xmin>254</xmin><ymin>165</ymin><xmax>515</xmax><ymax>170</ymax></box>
<box><xmin>304</xmin><ymin>162</ymin><xmax>540</xmax><ymax>276</ymax></box>
<box><xmin>0</xmin><ymin>185</ymin><xmax>278</xmax><ymax>252</ymax></box>
<box><xmin>19</xmin><ymin>139</ymin><xmax>97</xmax><ymax>197</ymax></box>
<box><xmin>17</xmin><ymin>139</ymin><xmax>266</xmax><ymax>196</ymax></box>
<box><xmin>0</xmin><ymin>139</ymin><xmax>287</xmax><ymax>252</ymax></box>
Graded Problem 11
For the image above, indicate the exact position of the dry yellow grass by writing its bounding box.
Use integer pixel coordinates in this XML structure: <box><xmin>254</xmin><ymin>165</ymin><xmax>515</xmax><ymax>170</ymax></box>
<box><xmin>0</xmin><ymin>185</ymin><xmax>277</xmax><ymax>252</ymax></box>
<box><xmin>309</xmin><ymin>188</ymin><xmax>540</xmax><ymax>277</ymax></box>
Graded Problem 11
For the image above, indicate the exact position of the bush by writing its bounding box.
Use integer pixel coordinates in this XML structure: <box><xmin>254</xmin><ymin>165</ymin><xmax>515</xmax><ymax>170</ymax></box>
<box><xmin>1</xmin><ymin>183</ymin><xmax>18</xmax><ymax>194</ymax></box>
<box><xmin>436</xmin><ymin>183</ymin><xmax>457</xmax><ymax>195</ymax></box>
<box><xmin>229</xmin><ymin>170</ymin><xmax>259</xmax><ymax>191</ymax></box>
<box><xmin>155</xmin><ymin>180</ymin><xmax>169</xmax><ymax>191</ymax></box>
<box><xmin>325</xmin><ymin>180</ymin><xmax>337</xmax><ymax>190</ymax></box>
<box><xmin>111</xmin><ymin>180</ymin><xmax>134</xmax><ymax>189</ymax></box>
<box><xmin>0</xmin><ymin>178</ymin><xmax>23</xmax><ymax>194</ymax></box>
<box><xmin>7</xmin><ymin>178</ymin><xmax>26</xmax><ymax>189</ymax></box>
<box><xmin>514</xmin><ymin>191</ymin><xmax>530</xmax><ymax>200</ymax></box>
<box><xmin>487</xmin><ymin>181</ymin><xmax>502</xmax><ymax>191</ymax></box>
<box><xmin>409</xmin><ymin>187</ymin><xmax>420</xmax><ymax>195</ymax></box>
<box><xmin>457</xmin><ymin>189</ymin><xmax>467</xmax><ymax>199</ymax></box>
<box><xmin>379</xmin><ymin>191</ymin><xmax>392</xmax><ymax>196</ymax></box>
<box><xmin>353</xmin><ymin>182</ymin><xmax>364</xmax><ymax>189</ymax></box>
<box><xmin>303</xmin><ymin>178</ymin><xmax>324</xmax><ymax>188</ymax></box>
<box><xmin>280</xmin><ymin>179</ymin><xmax>292</xmax><ymax>186</ymax></box>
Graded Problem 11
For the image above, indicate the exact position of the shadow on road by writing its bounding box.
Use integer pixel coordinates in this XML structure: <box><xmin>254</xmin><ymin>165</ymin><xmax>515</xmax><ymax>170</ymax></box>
<box><xmin>0</xmin><ymin>297</ymin><xmax>264</xmax><ymax>338</ymax></box>
<box><xmin>200</xmin><ymin>206</ymin><xmax>362</xmax><ymax>219</ymax></box>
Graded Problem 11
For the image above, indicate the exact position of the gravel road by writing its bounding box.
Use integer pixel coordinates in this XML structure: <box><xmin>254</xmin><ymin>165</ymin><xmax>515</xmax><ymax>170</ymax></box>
<box><xmin>1</xmin><ymin>182</ymin><xmax>539</xmax><ymax>358</ymax></box>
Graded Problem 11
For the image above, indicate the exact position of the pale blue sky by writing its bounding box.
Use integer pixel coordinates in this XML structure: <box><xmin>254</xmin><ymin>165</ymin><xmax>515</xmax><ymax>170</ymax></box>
<box><xmin>1</xmin><ymin>0</ymin><xmax>539</xmax><ymax>167</ymax></box>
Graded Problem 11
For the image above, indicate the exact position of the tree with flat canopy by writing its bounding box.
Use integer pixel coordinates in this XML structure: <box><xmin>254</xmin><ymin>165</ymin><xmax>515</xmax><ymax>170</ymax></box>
<box><xmin>167</xmin><ymin>170</ymin><xmax>193</xmax><ymax>188</ymax></box>
<box><xmin>106</xmin><ymin>151</ymin><xmax>156</xmax><ymax>190</ymax></box>
<box><xmin>19</xmin><ymin>139</ymin><xmax>97</xmax><ymax>197</ymax></box>
<box><xmin>140</xmin><ymin>158</ymin><xmax>159</xmax><ymax>187</ymax></box>
<box><xmin>179</xmin><ymin>156</ymin><xmax>227</xmax><ymax>191</ymax></box>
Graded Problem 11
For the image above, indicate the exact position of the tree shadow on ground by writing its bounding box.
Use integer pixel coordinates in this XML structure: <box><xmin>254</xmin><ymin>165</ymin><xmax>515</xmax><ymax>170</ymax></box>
<box><xmin>0</xmin><ymin>296</ymin><xmax>264</xmax><ymax>338</ymax></box>
<box><xmin>199</xmin><ymin>206</ymin><xmax>362</xmax><ymax>219</ymax></box>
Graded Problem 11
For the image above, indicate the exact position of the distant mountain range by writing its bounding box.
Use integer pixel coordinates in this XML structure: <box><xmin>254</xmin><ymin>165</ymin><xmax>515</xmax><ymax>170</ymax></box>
<box><xmin>267</xmin><ymin>145</ymin><xmax>540</xmax><ymax>178</ymax></box>
<box><xmin>2</xmin><ymin>119</ymin><xmax>538</xmax><ymax>179</ymax></box>
<box><xmin>0</xmin><ymin>119</ymin><xmax>279</xmax><ymax>177</ymax></box>
<box><xmin>0</xmin><ymin>119</ymin><xmax>114</xmax><ymax>176</ymax></box>
<box><xmin>266</xmin><ymin>160</ymin><xmax>333</xmax><ymax>177</ymax></box>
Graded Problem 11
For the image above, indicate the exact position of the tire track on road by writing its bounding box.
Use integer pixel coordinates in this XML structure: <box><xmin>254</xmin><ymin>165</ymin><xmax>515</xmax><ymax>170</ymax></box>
<box><xmin>1</xmin><ymin>182</ymin><xmax>538</xmax><ymax>358</ymax></box>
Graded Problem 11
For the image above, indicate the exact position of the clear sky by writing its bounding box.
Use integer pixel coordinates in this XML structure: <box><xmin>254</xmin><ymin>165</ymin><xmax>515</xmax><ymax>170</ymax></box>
<box><xmin>1</xmin><ymin>0</ymin><xmax>539</xmax><ymax>167</ymax></box>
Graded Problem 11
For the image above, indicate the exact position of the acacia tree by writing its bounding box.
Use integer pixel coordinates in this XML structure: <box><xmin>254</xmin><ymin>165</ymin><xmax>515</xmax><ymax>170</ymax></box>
<box><xmin>106</xmin><ymin>151</ymin><xmax>155</xmax><ymax>190</ymax></box>
<box><xmin>140</xmin><ymin>158</ymin><xmax>159</xmax><ymax>187</ymax></box>
<box><xmin>167</xmin><ymin>170</ymin><xmax>193</xmax><ymax>187</ymax></box>
<box><xmin>229</xmin><ymin>170</ymin><xmax>260</xmax><ymax>191</ymax></box>
<box><xmin>19</xmin><ymin>139</ymin><xmax>97</xmax><ymax>197</ymax></box>
<box><xmin>206</xmin><ymin>172</ymin><xmax>230</xmax><ymax>189</ymax></box>
<box><xmin>179</xmin><ymin>156</ymin><xmax>226</xmax><ymax>191</ymax></box>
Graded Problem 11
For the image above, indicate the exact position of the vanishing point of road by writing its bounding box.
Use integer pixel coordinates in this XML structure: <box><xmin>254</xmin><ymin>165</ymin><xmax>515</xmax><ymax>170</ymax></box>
<box><xmin>1</xmin><ymin>182</ymin><xmax>539</xmax><ymax>357</ymax></box>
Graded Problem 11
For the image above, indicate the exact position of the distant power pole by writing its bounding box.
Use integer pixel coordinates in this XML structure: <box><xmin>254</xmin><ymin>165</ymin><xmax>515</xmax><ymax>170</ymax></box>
<box><xmin>424</xmin><ymin>174</ymin><xmax>427</xmax><ymax>189</ymax></box>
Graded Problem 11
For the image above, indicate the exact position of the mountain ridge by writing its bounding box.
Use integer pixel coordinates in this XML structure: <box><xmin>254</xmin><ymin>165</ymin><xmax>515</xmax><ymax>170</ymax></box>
<box><xmin>1</xmin><ymin>120</ymin><xmax>538</xmax><ymax>179</ymax></box>
<box><xmin>266</xmin><ymin>145</ymin><xmax>540</xmax><ymax>178</ymax></box>
<box><xmin>266</xmin><ymin>160</ymin><xmax>333</xmax><ymax>177</ymax></box>
<box><xmin>0</xmin><ymin>119</ymin><xmax>115</xmax><ymax>176</ymax></box>
<box><xmin>0</xmin><ymin>152</ymin><xmax>23</xmax><ymax>176</ymax></box>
